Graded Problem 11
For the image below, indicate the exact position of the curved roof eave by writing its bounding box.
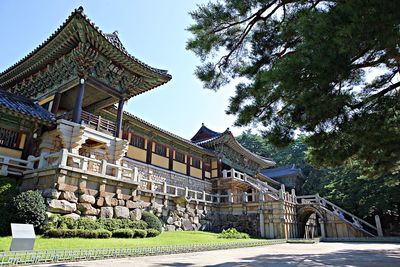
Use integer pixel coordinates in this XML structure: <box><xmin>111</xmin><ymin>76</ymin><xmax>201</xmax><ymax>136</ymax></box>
<box><xmin>0</xmin><ymin>6</ymin><xmax>171</xmax><ymax>90</ymax></box>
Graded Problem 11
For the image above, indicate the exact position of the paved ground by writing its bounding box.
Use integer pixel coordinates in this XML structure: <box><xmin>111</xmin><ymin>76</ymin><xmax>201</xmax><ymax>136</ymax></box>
<box><xmin>41</xmin><ymin>242</ymin><xmax>400</xmax><ymax>267</ymax></box>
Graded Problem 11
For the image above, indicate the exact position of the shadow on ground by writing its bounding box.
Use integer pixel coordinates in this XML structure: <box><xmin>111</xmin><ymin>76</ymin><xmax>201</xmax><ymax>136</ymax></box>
<box><xmin>159</xmin><ymin>248</ymin><xmax>400</xmax><ymax>267</ymax></box>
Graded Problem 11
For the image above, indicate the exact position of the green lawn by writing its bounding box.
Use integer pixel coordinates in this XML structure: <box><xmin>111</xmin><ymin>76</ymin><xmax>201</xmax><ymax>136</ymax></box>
<box><xmin>0</xmin><ymin>231</ymin><xmax>259</xmax><ymax>251</ymax></box>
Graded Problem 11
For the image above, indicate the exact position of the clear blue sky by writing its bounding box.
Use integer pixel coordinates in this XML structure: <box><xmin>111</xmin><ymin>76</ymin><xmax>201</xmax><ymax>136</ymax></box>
<box><xmin>0</xmin><ymin>0</ymin><xmax>249</xmax><ymax>139</ymax></box>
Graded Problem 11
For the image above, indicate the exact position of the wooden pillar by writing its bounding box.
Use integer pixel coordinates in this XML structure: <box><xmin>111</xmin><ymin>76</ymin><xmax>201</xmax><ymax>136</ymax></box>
<box><xmin>375</xmin><ymin>215</ymin><xmax>384</xmax><ymax>237</ymax></box>
<box><xmin>72</xmin><ymin>78</ymin><xmax>85</xmax><ymax>123</ymax></box>
<box><xmin>186</xmin><ymin>155</ymin><xmax>191</xmax><ymax>176</ymax></box>
<box><xmin>51</xmin><ymin>92</ymin><xmax>61</xmax><ymax>114</ymax></box>
<box><xmin>168</xmin><ymin>147</ymin><xmax>173</xmax><ymax>170</ymax></box>
<box><xmin>217</xmin><ymin>159</ymin><xmax>222</xmax><ymax>177</ymax></box>
<box><xmin>201</xmin><ymin>160</ymin><xmax>205</xmax><ymax>180</ymax></box>
<box><xmin>115</xmin><ymin>97</ymin><xmax>124</xmax><ymax>138</ymax></box>
<box><xmin>146</xmin><ymin>140</ymin><xmax>152</xmax><ymax>164</ymax></box>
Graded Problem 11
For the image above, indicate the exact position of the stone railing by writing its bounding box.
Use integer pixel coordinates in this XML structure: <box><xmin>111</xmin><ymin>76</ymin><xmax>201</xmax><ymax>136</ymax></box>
<box><xmin>24</xmin><ymin>149</ymin><xmax>138</xmax><ymax>183</ymax></box>
<box><xmin>296</xmin><ymin>194</ymin><xmax>380</xmax><ymax>237</ymax></box>
<box><xmin>0</xmin><ymin>155</ymin><xmax>33</xmax><ymax>176</ymax></box>
<box><xmin>122</xmin><ymin>157</ymin><xmax>213</xmax><ymax>203</ymax></box>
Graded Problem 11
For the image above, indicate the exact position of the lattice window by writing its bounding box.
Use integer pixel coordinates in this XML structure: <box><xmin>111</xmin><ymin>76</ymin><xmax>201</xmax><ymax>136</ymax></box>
<box><xmin>154</xmin><ymin>143</ymin><xmax>167</xmax><ymax>157</ymax></box>
<box><xmin>0</xmin><ymin>127</ymin><xmax>20</xmax><ymax>150</ymax></box>
<box><xmin>192</xmin><ymin>158</ymin><xmax>201</xmax><ymax>169</ymax></box>
<box><xmin>175</xmin><ymin>151</ymin><xmax>185</xmax><ymax>163</ymax></box>
<box><xmin>130</xmin><ymin>135</ymin><xmax>145</xmax><ymax>149</ymax></box>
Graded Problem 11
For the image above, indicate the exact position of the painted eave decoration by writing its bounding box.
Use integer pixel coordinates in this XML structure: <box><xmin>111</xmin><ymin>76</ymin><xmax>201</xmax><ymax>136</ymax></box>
<box><xmin>0</xmin><ymin>6</ymin><xmax>171</xmax><ymax>98</ymax></box>
<box><xmin>192</xmin><ymin>124</ymin><xmax>276</xmax><ymax>168</ymax></box>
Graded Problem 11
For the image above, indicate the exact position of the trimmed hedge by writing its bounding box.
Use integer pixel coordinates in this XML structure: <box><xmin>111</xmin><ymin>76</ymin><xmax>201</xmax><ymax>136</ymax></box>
<box><xmin>142</xmin><ymin>211</ymin><xmax>162</xmax><ymax>232</ymax></box>
<box><xmin>43</xmin><ymin>228</ymin><xmax>112</xmax><ymax>238</ymax></box>
<box><xmin>218</xmin><ymin>228</ymin><xmax>250</xmax><ymax>239</ymax></box>
<box><xmin>0</xmin><ymin>177</ymin><xmax>18</xmax><ymax>236</ymax></box>
<box><xmin>112</xmin><ymin>229</ymin><xmax>134</xmax><ymax>238</ymax></box>
<box><xmin>134</xmin><ymin>229</ymin><xmax>147</xmax><ymax>238</ymax></box>
<box><xmin>146</xmin><ymin>228</ymin><xmax>161</xmax><ymax>237</ymax></box>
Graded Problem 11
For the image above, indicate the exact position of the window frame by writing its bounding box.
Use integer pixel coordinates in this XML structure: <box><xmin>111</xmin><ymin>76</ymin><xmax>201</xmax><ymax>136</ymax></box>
<box><xmin>191</xmin><ymin>157</ymin><xmax>201</xmax><ymax>169</ymax></box>
<box><xmin>130</xmin><ymin>134</ymin><xmax>145</xmax><ymax>150</ymax></box>
<box><xmin>154</xmin><ymin>142</ymin><xmax>167</xmax><ymax>157</ymax></box>
<box><xmin>175</xmin><ymin>151</ymin><xmax>186</xmax><ymax>163</ymax></box>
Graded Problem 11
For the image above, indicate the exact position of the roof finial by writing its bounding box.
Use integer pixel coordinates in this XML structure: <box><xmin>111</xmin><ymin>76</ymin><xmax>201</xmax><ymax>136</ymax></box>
<box><xmin>113</xmin><ymin>30</ymin><xmax>119</xmax><ymax>35</ymax></box>
<box><xmin>77</xmin><ymin>6</ymin><xmax>84</xmax><ymax>12</ymax></box>
<box><xmin>227</xmin><ymin>127</ymin><xmax>230</xmax><ymax>131</ymax></box>
<box><xmin>201</xmin><ymin>123</ymin><xmax>204</xmax><ymax>126</ymax></box>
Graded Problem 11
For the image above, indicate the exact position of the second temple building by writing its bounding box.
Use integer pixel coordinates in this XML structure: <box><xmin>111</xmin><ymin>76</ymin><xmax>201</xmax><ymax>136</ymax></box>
<box><xmin>0</xmin><ymin>7</ymin><xmax>383</xmax><ymax>239</ymax></box>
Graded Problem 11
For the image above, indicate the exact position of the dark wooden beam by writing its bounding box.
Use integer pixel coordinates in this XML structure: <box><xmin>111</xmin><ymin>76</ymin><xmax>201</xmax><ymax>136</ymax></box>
<box><xmin>85</xmin><ymin>96</ymin><xmax>117</xmax><ymax>113</ymax></box>
<box><xmin>146</xmin><ymin>140</ymin><xmax>152</xmax><ymax>164</ymax></box>
<box><xmin>186</xmin><ymin>155</ymin><xmax>191</xmax><ymax>176</ymax></box>
<box><xmin>51</xmin><ymin>92</ymin><xmax>61</xmax><ymax>114</ymax></box>
<box><xmin>168</xmin><ymin>147</ymin><xmax>174</xmax><ymax>170</ymax></box>
<box><xmin>115</xmin><ymin>98</ymin><xmax>124</xmax><ymax>138</ymax></box>
<box><xmin>86</xmin><ymin>77</ymin><xmax>123</xmax><ymax>98</ymax></box>
<box><xmin>72</xmin><ymin>78</ymin><xmax>85</xmax><ymax>123</ymax></box>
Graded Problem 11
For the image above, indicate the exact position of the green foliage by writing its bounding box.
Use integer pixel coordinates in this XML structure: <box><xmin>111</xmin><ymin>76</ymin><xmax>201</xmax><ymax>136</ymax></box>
<box><xmin>96</xmin><ymin>218</ymin><xmax>148</xmax><ymax>231</ymax></box>
<box><xmin>76</xmin><ymin>217</ymin><xmax>98</xmax><ymax>230</ymax></box>
<box><xmin>119</xmin><ymin>218</ymin><xmax>147</xmax><ymax>230</ymax></box>
<box><xmin>146</xmin><ymin>229</ymin><xmax>161</xmax><ymax>237</ymax></box>
<box><xmin>112</xmin><ymin>229</ymin><xmax>134</xmax><ymax>238</ymax></box>
<box><xmin>187</xmin><ymin>0</ymin><xmax>400</xmax><ymax>179</ymax></box>
<box><xmin>218</xmin><ymin>228</ymin><xmax>250</xmax><ymax>239</ymax></box>
<box><xmin>58</xmin><ymin>216</ymin><xmax>77</xmax><ymax>230</ymax></box>
<box><xmin>141</xmin><ymin>211</ymin><xmax>162</xmax><ymax>232</ymax></box>
<box><xmin>0</xmin><ymin>178</ymin><xmax>18</xmax><ymax>235</ymax></box>
<box><xmin>96</xmin><ymin>229</ymin><xmax>112</xmax><ymax>239</ymax></box>
<box><xmin>134</xmin><ymin>229</ymin><xmax>147</xmax><ymax>238</ymax></box>
<box><xmin>43</xmin><ymin>228</ymin><xmax>112</xmax><ymax>239</ymax></box>
<box><xmin>12</xmin><ymin>190</ymin><xmax>46</xmax><ymax>227</ymax></box>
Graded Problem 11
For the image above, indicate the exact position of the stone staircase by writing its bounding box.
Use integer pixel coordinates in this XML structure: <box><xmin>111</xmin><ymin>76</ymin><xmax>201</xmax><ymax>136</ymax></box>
<box><xmin>297</xmin><ymin>195</ymin><xmax>382</xmax><ymax>237</ymax></box>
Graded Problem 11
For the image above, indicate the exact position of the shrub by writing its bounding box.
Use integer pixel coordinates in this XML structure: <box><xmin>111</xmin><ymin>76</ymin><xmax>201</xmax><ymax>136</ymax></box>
<box><xmin>76</xmin><ymin>217</ymin><xmax>98</xmax><ymax>230</ymax></box>
<box><xmin>0</xmin><ymin>178</ymin><xmax>18</xmax><ymax>235</ymax></box>
<box><xmin>120</xmin><ymin>218</ymin><xmax>148</xmax><ymax>230</ymax></box>
<box><xmin>97</xmin><ymin>218</ymin><xmax>121</xmax><ymax>232</ymax></box>
<box><xmin>146</xmin><ymin>228</ymin><xmax>160</xmax><ymax>237</ymax></box>
<box><xmin>58</xmin><ymin>216</ymin><xmax>77</xmax><ymax>229</ymax></box>
<box><xmin>96</xmin><ymin>229</ymin><xmax>112</xmax><ymax>238</ymax></box>
<box><xmin>44</xmin><ymin>229</ymin><xmax>77</xmax><ymax>238</ymax></box>
<box><xmin>76</xmin><ymin>229</ymin><xmax>98</xmax><ymax>238</ymax></box>
<box><xmin>142</xmin><ymin>211</ymin><xmax>162</xmax><ymax>232</ymax></box>
<box><xmin>112</xmin><ymin>229</ymin><xmax>134</xmax><ymax>238</ymax></box>
<box><xmin>218</xmin><ymin>228</ymin><xmax>250</xmax><ymax>239</ymax></box>
<box><xmin>12</xmin><ymin>190</ymin><xmax>46</xmax><ymax>227</ymax></box>
<box><xmin>134</xmin><ymin>229</ymin><xmax>147</xmax><ymax>238</ymax></box>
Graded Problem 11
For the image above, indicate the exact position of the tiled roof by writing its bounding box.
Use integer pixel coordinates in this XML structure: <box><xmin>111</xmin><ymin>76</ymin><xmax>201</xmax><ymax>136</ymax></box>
<box><xmin>0</xmin><ymin>90</ymin><xmax>55</xmax><ymax>124</ymax></box>
<box><xmin>0</xmin><ymin>6</ymin><xmax>171</xmax><ymax>93</ymax></box>
<box><xmin>261</xmin><ymin>165</ymin><xmax>304</xmax><ymax>179</ymax></box>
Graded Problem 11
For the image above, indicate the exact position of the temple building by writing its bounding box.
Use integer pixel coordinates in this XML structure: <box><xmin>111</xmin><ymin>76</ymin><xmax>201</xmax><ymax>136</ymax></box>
<box><xmin>0</xmin><ymin>7</ymin><xmax>381</xmax><ymax>239</ymax></box>
<box><xmin>261</xmin><ymin>165</ymin><xmax>305</xmax><ymax>192</ymax></box>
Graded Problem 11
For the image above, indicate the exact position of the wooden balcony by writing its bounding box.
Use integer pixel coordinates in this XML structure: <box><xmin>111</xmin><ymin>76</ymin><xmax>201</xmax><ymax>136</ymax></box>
<box><xmin>58</xmin><ymin>110</ymin><xmax>116</xmax><ymax>136</ymax></box>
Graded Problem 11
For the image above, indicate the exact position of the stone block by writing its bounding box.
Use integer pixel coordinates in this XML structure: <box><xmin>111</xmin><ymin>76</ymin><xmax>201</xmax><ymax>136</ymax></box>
<box><xmin>63</xmin><ymin>213</ymin><xmax>80</xmax><ymax>220</ymax></box>
<box><xmin>114</xmin><ymin>206</ymin><xmax>129</xmax><ymax>218</ymax></box>
<box><xmin>173</xmin><ymin>220</ymin><xmax>182</xmax><ymax>228</ymax></box>
<box><xmin>166</xmin><ymin>217</ymin><xmax>174</xmax><ymax>225</ymax></box>
<box><xmin>129</xmin><ymin>209</ymin><xmax>142</xmax><ymax>221</ymax></box>
<box><xmin>104</xmin><ymin>196</ymin><xmax>118</xmax><ymax>207</ymax></box>
<box><xmin>77</xmin><ymin>203</ymin><xmax>98</xmax><ymax>216</ymax></box>
<box><xmin>193</xmin><ymin>216</ymin><xmax>199</xmax><ymax>224</ymax></box>
<box><xmin>42</xmin><ymin>188</ymin><xmax>60</xmax><ymax>199</ymax></box>
<box><xmin>100</xmin><ymin>207</ymin><xmax>114</xmax><ymax>218</ymax></box>
<box><xmin>60</xmin><ymin>191</ymin><xmax>78</xmax><ymax>203</ymax></box>
<box><xmin>79</xmin><ymin>194</ymin><xmax>95</xmax><ymax>204</ymax></box>
<box><xmin>182</xmin><ymin>219</ymin><xmax>193</xmax><ymax>230</ymax></box>
<box><xmin>96</xmin><ymin>197</ymin><xmax>104</xmax><ymax>207</ymax></box>
<box><xmin>165</xmin><ymin>225</ymin><xmax>176</xmax><ymax>231</ymax></box>
<box><xmin>126</xmin><ymin>200</ymin><xmax>150</xmax><ymax>209</ymax></box>
<box><xmin>118</xmin><ymin>199</ymin><xmax>125</xmax><ymax>206</ymax></box>
<box><xmin>47</xmin><ymin>199</ymin><xmax>76</xmax><ymax>214</ymax></box>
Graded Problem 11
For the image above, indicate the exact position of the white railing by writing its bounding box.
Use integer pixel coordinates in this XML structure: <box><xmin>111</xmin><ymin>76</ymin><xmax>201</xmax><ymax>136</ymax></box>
<box><xmin>296</xmin><ymin>194</ymin><xmax>378</xmax><ymax>236</ymax></box>
<box><xmin>0</xmin><ymin>155</ymin><xmax>33</xmax><ymax>176</ymax></box>
<box><xmin>23</xmin><ymin>149</ymin><xmax>138</xmax><ymax>183</ymax></box>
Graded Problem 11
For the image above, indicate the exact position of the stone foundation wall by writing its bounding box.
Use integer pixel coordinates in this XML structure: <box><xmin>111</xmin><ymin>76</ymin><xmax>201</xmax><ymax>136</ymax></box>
<box><xmin>20</xmin><ymin>168</ymin><xmax>212</xmax><ymax>231</ymax></box>
<box><xmin>208</xmin><ymin>211</ymin><xmax>260</xmax><ymax>236</ymax></box>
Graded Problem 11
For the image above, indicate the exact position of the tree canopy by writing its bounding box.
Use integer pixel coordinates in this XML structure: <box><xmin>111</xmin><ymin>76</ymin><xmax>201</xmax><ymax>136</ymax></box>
<box><xmin>187</xmin><ymin>0</ymin><xmax>400</xmax><ymax>179</ymax></box>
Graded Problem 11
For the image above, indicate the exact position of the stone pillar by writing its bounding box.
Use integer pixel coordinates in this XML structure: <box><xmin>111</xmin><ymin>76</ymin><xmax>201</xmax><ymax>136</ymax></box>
<box><xmin>375</xmin><ymin>215</ymin><xmax>384</xmax><ymax>237</ymax></box>
<box><xmin>72</xmin><ymin>78</ymin><xmax>85</xmax><ymax>123</ymax></box>
<box><xmin>115</xmin><ymin>97</ymin><xmax>124</xmax><ymax>138</ymax></box>
<box><xmin>319</xmin><ymin>218</ymin><xmax>326</xmax><ymax>238</ymax></box>
<box><xmin>259</xmin><ymin>211</ymin><xmax>265</xmax><ymax>237</ymax></box>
